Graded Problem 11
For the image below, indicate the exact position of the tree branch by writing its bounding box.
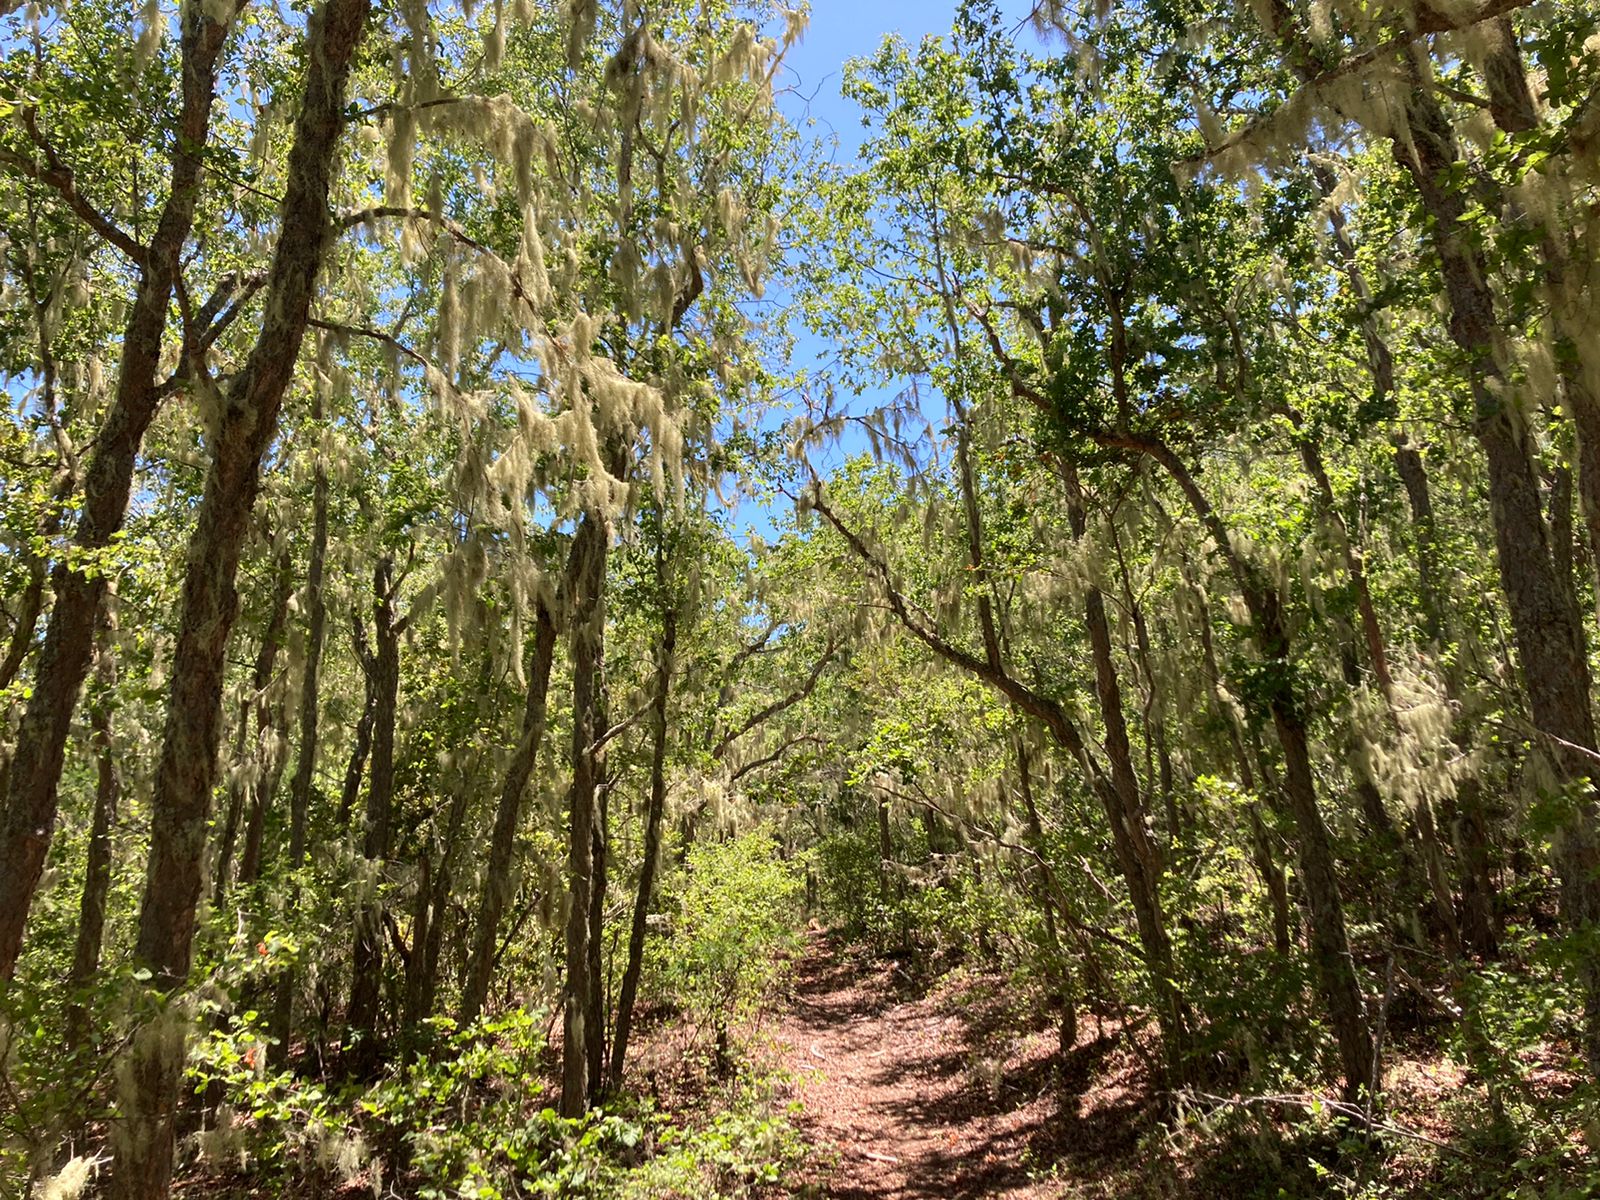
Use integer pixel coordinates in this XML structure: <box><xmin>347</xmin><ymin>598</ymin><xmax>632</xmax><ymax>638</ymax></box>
<box><xmin>0</xmin><ymin>109</ymin><xmax>148</xmax><ymax>264</ymax></box>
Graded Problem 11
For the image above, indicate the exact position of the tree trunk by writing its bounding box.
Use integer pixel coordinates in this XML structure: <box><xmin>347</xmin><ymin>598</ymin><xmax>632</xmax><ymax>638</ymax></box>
<box><xmin>347</xmin><ymin>555</ymin><xmax>401</xmax><ymax>1070</ymax></box>
<box><xmin>1394</xmin><ymin>65</ymin><xmax>1600</xmax><ymax>1072</ymax></box>
<box><xmin>561</xmin><ymin>510</ymin><xmax>608</xmax><ymax>1118</ymax></box>
<box><xmin>235</xmin><ymin>553</ymin><xmax>295</xmax><ymax>891</ymax></box>
<box><xmin>609</xmin><ymin>584</ymin><xmax>676</xmax><ymax>1089</ymax></box>
<box><xmin>338</xmin><ymin>638</ymin><xmax>378</xmax><ymax>828</ymax></box>
<box><xmin>0</xmin><ymin>6</ymin><xmax>234</xmax><ymax>983</ymax></box>
<box><xmin>586</xmin><ymin>768</ymin><xmax>609</xmax><ymax>1106</ymax></box>
<box><xmin>65</xmin><ymin>611</ymin><xmax>121</xmax><ymax>1054</ymax></box>
<box><xmin>460</xmin><ymin>599</ymin><xmax>558</xmax><ymax>1025</ymax></box>
<box><xmin>269</xmin><ymin>437</ymin><xmax>330</xmax><ymax>1066</ymax></box>
<box><xmin>111</xmin><ymin>2</ymin><xmax>370</xmax><ymax>1188</ymax></box>
<box><xmin>1064</xmin><ymin>465</ymin><xmax>1189</xmax><ymax>1088</ymax></box>
<box><xmin>1111</xmin><ymin>432</ymin><xmax>1371</xmax><ymax>1102</ymax></box>
<box><xmin>1015</xmin><ymin>740</ymin><xmax>1077</xmax><ymax>1055</ymax></box>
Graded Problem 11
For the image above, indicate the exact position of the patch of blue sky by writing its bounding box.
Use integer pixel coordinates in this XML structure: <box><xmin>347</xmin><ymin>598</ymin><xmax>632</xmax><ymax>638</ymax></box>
<box><xmin>727</xmin><ymin>0</ymin><xmax>1038</xmax><ymax>547</ymax></box>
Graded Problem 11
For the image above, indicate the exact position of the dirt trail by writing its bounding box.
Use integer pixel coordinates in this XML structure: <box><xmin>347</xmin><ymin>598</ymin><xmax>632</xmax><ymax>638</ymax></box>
<box><xmin>772</xmin><ymin>934</ymin><xmax>1148</xmax><ymax>1200</ymax></box>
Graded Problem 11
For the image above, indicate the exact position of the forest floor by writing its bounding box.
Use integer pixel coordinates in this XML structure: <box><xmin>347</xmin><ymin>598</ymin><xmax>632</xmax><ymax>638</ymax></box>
<box><xmin>771</xmin><ymin>930</ymin><xmax>1156</xmax><ymax>1199</ymax></box>
<box><xmin>764</xmin><ymin>932</ymin><xmax>1586</xmax><ymax>1200</ymax></box>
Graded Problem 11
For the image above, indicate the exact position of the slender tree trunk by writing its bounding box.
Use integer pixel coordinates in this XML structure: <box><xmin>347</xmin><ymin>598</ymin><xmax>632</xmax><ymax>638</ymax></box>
<box><xmin>347</xmin><ymin>556</ymin><xmax>401</xmax><ymax>1070</ymax></box>
<box><xmin>236</xmin><ymin>554</ymin><xmax>295</xmax><ymax>891</ymax></box>
<box><xmin>609</xmin><ymin>578</ymin><xmax>675</xmax><ymax>1090</ymax></box>
<box><xmin>1292</xmin><ymin>421</ymin><xmax>1460</xmax><ymax>951</ymax></box>
<box><xmin>338</xmin><ymin>646</ymin><xmax>377</xmax><ymax>828</ymax></box>
<box><xmin>1015</xmin><ymin>739</ymin><xmax>1077</xmax><ymax>1055</ymax></box>
<box><xmin>1112</xmin><ymin>433</ymin><xmax>1371</xmax><ymax>1101</ymax></box>
<box><xmin>561</xmin><ymin>510</ymin><xmax>608</xmax><ymax>1118</ymax></box>
<box><xmin>461</xmin><ymin>600</ymin><xmax>558</xmax><ymax>1025</ymax></box>
<box><xmin>1393</xmin><ymin>65</ymin><xmax>1600</xmax><ymax>1071</ymax></box>
<box><xmin>0</xmin><ymin>558</ymin><xmax>47</xmax><ymax>696</ymax></box>
<box><xmin>1064</xmin><ymin>466</ymin><xmax>1189</xmax><ymax>1087</ymax></box>
<box><xmin>586</xmin><ymin>768</ymin><xmax>609</xmax><ymax>1105</ymax></box>
<box><xmin>1394</xmin><ymin>432</ymin><xmax>1502</xmax><ymax>956</ymax></box>
<box><xmin>238</xmin><ymin>705</ymin><xmax>289</xmax><ymax>889</ymax></box>
<box><xmin>111</xmin><ymin>5</ymin><xmax>369</xmax><ymax>1189</ymax></box>
<box><xmin>0</xmin><ymin>6</ymin><xmax>234</xmax><ymax>982</ymax></box>
<box><xmin>1189</xmin><ymin>564</ymin><xmax>1295</xmax><ymax>956</ymax></box>
<box><xmin>65</xmin><ymin>611</ymin><xmax>121</xmax><ymax>1054</ymax></box>
<box><xmin>269</xmin><ymin>436</ymin><xmax>330</xmax><ymax>1065</ymax></box>
<box><xmin>407</xmin><ymin>774</ymin><xmax>472</xmax><ymax>1032</ymax></box>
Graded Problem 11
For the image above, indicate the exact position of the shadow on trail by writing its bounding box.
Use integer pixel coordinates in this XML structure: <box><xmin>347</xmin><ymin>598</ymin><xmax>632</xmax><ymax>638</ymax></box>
<box><xmin>777</xmin><ymin>934</ymin><xmax>1160</xmax><ymax>1199</ymax></box>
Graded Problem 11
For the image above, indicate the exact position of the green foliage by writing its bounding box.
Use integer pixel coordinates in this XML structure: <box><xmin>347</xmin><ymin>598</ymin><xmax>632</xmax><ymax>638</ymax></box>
<box><xmin>649</xmin><ymin>828</ymin><xmax>805</xmax><ymax>1046</ymax></box>
<box><xmin>186</xmin><ymin>1004</ymin><xmax>806</xmax><ymax>1199</ymax></box>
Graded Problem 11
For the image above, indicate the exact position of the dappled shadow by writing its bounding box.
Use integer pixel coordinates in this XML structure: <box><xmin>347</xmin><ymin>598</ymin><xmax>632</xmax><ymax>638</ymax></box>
<box><xmin>774</xmin><ymin>934</ymin><xmax>1168</xmax><ymax>1199</ymax></box>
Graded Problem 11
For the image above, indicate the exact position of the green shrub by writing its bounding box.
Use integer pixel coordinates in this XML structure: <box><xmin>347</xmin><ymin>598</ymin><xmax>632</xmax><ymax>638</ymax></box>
<box><xmin>649</xmin><ymin>827</ymin><xmax>805</xmax><ymax>1053</ymax></box>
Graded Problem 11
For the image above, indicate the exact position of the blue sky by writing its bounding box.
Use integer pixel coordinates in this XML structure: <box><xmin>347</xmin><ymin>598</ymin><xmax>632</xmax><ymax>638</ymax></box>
<box><xmin>728</xmin><ymin>1</ymin><xmax>1036</xmax><ymax>542</ymax></box>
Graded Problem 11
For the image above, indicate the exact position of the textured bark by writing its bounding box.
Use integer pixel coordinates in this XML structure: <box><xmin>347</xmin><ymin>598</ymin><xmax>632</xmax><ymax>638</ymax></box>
<box><xmin>346</xmin><ymin>556</ymin><xmax>401</xmax><ymax>1069</ymax></box>
<box><xmin>609</xmin><ymin>578</ymin><xmax>675</xmax><ymax>1090</ymax></box>
<box><xmin>0</xmin><ymin>5</ymin><xmax>234</xmax><ymax>983</ymax></box>
<box><xmin>561</xmin><ymin>511</ymin><xmax>609</xmax><ymax>1118</ymax></box>
<box><xmin>460</xmin><ymin>600</ymin><xmax>558</xmax><ymax>1025</ymax></box>
<box><xmin>1476</xmin><ymin>19</ymin><xmax>1600</xmax><ymax>627</ymax></box>
<box><xmin>112</xmin><ymin>3</ymin><xmax>370</xmax><ymax>1192</ymax></box>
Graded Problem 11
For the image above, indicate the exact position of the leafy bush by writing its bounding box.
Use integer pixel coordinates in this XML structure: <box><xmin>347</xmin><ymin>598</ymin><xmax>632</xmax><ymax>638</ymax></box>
<box><xmin>650</xmin><ymin>827</ymin><xmax>805</xmax><ymax>1052</ymax></box>
<box><xmin>185</xmin><ymin>1002</ymin><xmax>807</xmax><ymax>1199</ymax></box>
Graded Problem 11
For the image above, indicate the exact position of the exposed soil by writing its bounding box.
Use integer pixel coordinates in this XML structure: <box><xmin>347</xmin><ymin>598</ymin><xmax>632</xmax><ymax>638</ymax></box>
<box><xmin>771</xmin><ymin>932</ymin><xmax>1157</xmax><ymax>1199</ymax></box>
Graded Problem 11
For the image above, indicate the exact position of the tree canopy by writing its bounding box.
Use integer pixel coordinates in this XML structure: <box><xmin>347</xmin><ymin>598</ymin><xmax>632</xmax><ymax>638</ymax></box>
<box><xmin>2</xmin><ymin>0</ymin><xmax>1599</xmax><ymax>1196</ymax></box>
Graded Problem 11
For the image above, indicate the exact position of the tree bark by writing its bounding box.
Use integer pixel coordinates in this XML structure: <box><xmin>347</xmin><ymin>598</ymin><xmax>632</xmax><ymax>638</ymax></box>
<box><xmin>1393</xmin><ymin>62</ymin><xmax>1600</xmax><ymax>1072</ymax></box>
<box><xmin>346</xmin><ymin>555</ymin><xmax>401</xmax><ymax>1070</ymax></box>
<box><xmin>65</xmin><ymin>610</ymin><xmax>121</xmax><ymax>1054</ymax></box>
<box><xmin>269</xmin><ymin>431</ymin><xmax>330</xmax><ymax>1065</ymax></box>
<box><xmin>609</xmin><ymin>570</ymin><xmax>675</xmax><ymax>1090</ymax></box>
<box><xmin>561</xmin><ymin>510</ymin><xmax>609</xmax><ymax>1118</ymax></box>
<box><xmin>0</xmin><ymin>4</ymin><xmax>234</xmax><ymax>983</ymax></box>
<box><xmin>112</xmin><ymin>3</ymin><xmax>370</xmax><ymax>1191</ymax></box>
<box><xmin>460</xmin><ymin>599</ymin><xmax>558</xmax><ymax>1025</ymax></box>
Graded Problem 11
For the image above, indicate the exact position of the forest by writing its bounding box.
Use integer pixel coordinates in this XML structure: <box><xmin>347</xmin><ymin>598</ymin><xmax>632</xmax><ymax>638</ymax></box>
<box><xmin>0</xmin><ymin>0</ymin><xmax>1598</xmax><ymax>1195</ymax></box>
